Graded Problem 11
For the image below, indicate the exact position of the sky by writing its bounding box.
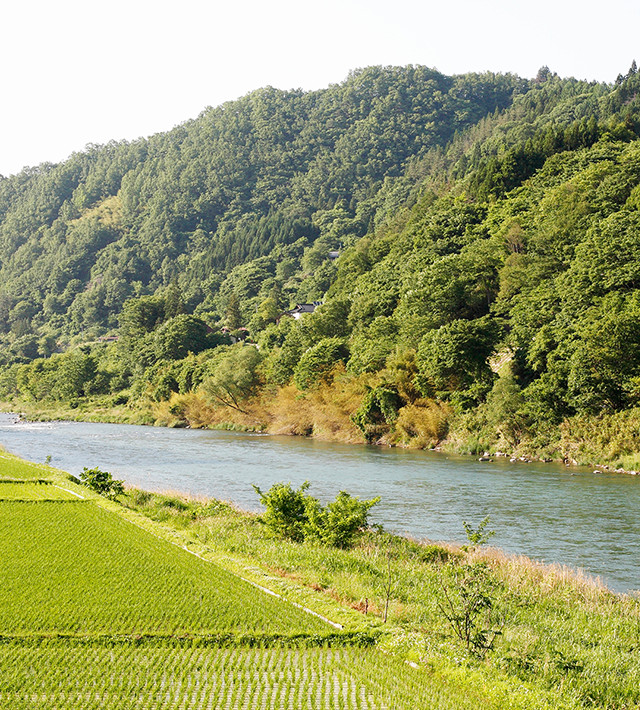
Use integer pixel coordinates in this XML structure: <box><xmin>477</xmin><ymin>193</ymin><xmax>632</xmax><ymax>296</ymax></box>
<box><xmin>1</xmin><ymin>0</ymin><xmax>639</xmax><ymax>177</ymax></box>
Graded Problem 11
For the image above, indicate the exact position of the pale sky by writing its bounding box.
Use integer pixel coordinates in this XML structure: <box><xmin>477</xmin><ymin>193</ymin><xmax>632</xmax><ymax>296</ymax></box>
<box><xmin>1</xmin><ymin>0</ymin><xmax>639</xmax><ymax>177</ymax></box>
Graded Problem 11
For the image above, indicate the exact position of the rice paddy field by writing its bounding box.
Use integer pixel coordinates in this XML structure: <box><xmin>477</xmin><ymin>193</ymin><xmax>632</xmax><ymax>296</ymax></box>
<box><xmin>0</xmin><ymin>644</ymin><xmax>487</xmax><ymax>710</ymax></box>
<box><xmin>0</xmin><ymin>450</ymin><xmax>492</xmax><ymax>710</ymax></box>
<box><xmin>2</xmin><ymin>448</ymin><xmax>639</xmax><ymax>709</ymax></box>
<box><xmin>0</xmin><ymin>481</ymin><xmax>81</xmax><ymax>500</ymax></box>
<box><xmin>0</xmin><ymin>500</ymin><xmax>331</xmax><ymax>635</ymax></box>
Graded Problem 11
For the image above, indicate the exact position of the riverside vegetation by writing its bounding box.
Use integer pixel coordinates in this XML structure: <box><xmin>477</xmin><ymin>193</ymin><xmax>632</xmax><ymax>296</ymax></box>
<box><xmin>2</xmin><ymin>450</ymin><xmax>638</xmax><ymax>709</ymax></box>
<box><xmin>5</xmin><ymin>65</ymin><xmax>640</xmax><ymax>468</ymax></box>
<box><xmin>122</xmin><ymin>485</ymin><xmax>640</xmax><ymax>709</ymax></box>
<box><xmin>0</xmin><ymin>454</ymin><xmax>640</xmax><ymax>710</ymax></box>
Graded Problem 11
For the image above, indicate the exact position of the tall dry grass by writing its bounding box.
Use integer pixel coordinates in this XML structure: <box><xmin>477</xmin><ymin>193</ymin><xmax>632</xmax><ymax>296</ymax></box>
<box><xmin>153</xmin><ymin>371</ymin><xmax>456</xmax><ymax>449</ymax></box>
<box><xmin>391</xmin><ymin>399</ymin><xmax>451</xmax><ymax>448</ymax></box>
<box><xmin>266</xmin><ymin>366</ymin><xmax>370</xmax><ymax>442</ymax></box>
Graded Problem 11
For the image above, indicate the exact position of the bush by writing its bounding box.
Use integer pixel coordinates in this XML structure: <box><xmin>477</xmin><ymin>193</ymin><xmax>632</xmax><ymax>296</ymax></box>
<box><xmin>80</xmin><ymin>467</ymin><xmax>125</xmax><ymax>500</ymax></box>
<box><xmin>252</xmin><ymin>481</ymin><xmax>313</xmax><ymax>542</ymax></box>
<box><xmin>309</xmin><ymin>490</ymin><xmax>381</xmax><ymax>548</ymax></box>
<box><xmin>253</xmin><ymin>482</ymin><xmax>379</xmax><ymax>548</ymax></box>
<box><xmin>351</xmin><ymin>385</ymin><xmax>401</xmax><ymax>442</ymax></box>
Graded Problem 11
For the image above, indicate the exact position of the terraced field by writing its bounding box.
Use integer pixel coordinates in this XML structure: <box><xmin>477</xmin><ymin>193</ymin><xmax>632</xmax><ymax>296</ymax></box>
<box><xmin>0</xmin><ymin>452</ymin><xmax>54</xmax><ymax>479</ymax></box>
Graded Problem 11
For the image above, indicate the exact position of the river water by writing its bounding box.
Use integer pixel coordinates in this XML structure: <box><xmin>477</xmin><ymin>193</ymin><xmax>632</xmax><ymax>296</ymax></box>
<box><xmin>0</xmin><ymin>413</ymin><xmax>638</xmax><ymax>594</ymax></box>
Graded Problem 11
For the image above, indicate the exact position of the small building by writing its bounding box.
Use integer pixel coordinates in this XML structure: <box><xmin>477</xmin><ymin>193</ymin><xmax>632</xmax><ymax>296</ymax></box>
<box><xmin>283</xmin><ymin>302</ymin><xmax>323</xmax><ymax>320</ymax></box>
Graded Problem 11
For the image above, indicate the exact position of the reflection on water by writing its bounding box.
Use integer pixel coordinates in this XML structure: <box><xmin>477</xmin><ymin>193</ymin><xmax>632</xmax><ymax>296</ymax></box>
<box><xmin>0</xmin><ymin>412</ymin><xmax>638</xmax><ymax>593</ymax></box>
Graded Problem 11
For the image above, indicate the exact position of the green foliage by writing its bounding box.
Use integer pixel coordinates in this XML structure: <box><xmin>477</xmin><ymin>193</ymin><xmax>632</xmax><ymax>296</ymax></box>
<box><xmin>261</xmin><ymin>318</ymin><xmax>305</xmax><ymax>386</ymax></box>
<box><xmin>153</xmin><ymin>314</ymin><xmax>213</xmax><ymax>360</ymax></box>
<box><xmin>0</xmin><ymin>66</ymin><xmax>525</xmax><ymax>357</ymax></box>
<box><xmin>483</xmin><ymin>374</ymin><xmax>529</xmax><ymax>447</ymax></box>
<box><xmin>462</xmin><ymin>515</ymin><xmax>495</xmax><ymax>548</ymax></box>
<box><xmin>347</xmin><ymin>317</ymin><xmax>398</xmax><ymax>375</ymax></box>
<box><xmin>201</xmin><ymin>344</ymin><xmax>263</xmax><ymax>412</ymax></box>
<box><xmin>438</xmin><ymin>519</ymin><xmax>502</xmax><ymax>656</ymax></box>
<box><xmin>416</xmin><ymin>317</ymin><xmax>500</xmax><ymax>404</ymax></box>
<box><xmin>351</xmin><ymin>385</ymin><xmax>401</xmax><ymax>442</ymax></box>
<box><xmin>253</xmin><ymin>482</ymin><xmax>379</xmax><ymax>548</ymax></box>
<box><xmin>119</xmin><ymin>295</ymin><xmax>165</xmax><ymax>340</ymax></box>
<box><xmin>7</xmin><ymin>64</ymin><xmax>640</xmax><ymax>458</ymax></box>
<box><xmin>252</xmin><ymin>481</ymin><xmax>312</xmax><ymax>543</ymax></box>
<box><xmin>79</xmin><ymin>467</ymin><xmax>124</xmax><ymax>499</ymax></box>
<box><xmin>293</xmin><ymin>337</ymin><xmax>348</xmax><ymax>390</ymax></box>
<box><xmin>309</xmin><ymin>491</ymin><xmax>381</xmax><ymax>549</ymax></box>
<box><xmin>438</xmin><ymin>560</ymin><xmax>504</xmax><ymax>657</ymax></box>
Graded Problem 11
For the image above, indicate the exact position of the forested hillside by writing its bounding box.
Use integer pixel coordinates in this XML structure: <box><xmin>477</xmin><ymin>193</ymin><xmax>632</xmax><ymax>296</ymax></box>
<box><xmin>3</xmin><ymin>63</ymin><xmax>640</xmax><ymax>465</ymax></box>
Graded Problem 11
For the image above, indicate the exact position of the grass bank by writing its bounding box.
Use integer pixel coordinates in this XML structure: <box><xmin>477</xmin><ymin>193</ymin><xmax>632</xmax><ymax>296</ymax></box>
<box><xmin>120</xmin><ymin>486</ymin><xmax>640</xmax><ymax>710</ymax></box>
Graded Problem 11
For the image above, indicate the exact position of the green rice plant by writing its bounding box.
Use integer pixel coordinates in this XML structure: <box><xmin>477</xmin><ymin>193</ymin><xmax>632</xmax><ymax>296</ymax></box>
<box><xmin>0</xmin><ymin>643</ymin><xmax>502</xmax><ymax>710</ymax></box>
<box><xmin>0</xmin><ymin>501</ymin><xmax>330</xmax><ymax>636</ymax></box>
<box><xmin>0</xmin><ymin>452</ymin><xmax>54</xmax><ymax>480</ymax></box>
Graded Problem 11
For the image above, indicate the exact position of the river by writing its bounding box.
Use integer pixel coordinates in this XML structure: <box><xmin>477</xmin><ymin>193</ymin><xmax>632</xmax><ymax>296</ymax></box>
<box><xmin>0</xmin><ymin>413</ymin><xmax>638</xmax><ymax>594</ymax></box>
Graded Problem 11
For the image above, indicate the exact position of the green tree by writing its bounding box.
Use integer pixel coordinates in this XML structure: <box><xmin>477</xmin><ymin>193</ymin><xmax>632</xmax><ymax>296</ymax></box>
<box><xmin>225</xmin><ymin>292</ymin><xmax>243</xmax><ymax>331</ymax></box>
<box><xmin>293</xmin><ymin>337</ymin><xmax>348</xmax><ymax>390</ymax></box>
<box><xmin>416</xmin><ymin>317</ymin><xmax>500</xmax><ymax>403</ymax></box>
<box><xmin>153</xmin><ymin>314</ymin><xmax>211</xmax><ymax>361</ymax></box>
<box><xmin>201</xmin><ymin>344</ymin><xmax>262</xmax><ymax>412</ymax></box>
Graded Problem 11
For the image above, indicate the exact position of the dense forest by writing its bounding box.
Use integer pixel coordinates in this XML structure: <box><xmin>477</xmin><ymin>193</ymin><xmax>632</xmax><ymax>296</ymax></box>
<box><xmin>3</xmin><ymin>63</ymin><xmax>640</xmax><ymax>466</ymax></box>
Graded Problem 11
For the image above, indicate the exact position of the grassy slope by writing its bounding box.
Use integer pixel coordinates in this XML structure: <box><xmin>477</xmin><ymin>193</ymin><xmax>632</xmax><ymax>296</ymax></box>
<box><xmin>0</xmin><ymin>450</ymin><xmax>529</xmax><ymax>710</ymax></box>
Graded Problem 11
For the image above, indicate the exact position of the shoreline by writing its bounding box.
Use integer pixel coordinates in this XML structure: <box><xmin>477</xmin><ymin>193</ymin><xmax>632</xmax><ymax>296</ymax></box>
<box><xmin>5</xmin><ymin>401</ymin><xmax>640</xmax><ymax>480</ymax></box>
<box><xmin>125</xmin><ymin>481</ymin><xmax>617</xmax><ymax>598</ymax></box>
<box><xmin>0</xmin><ymin>416</ymin><xmax>637</xmax><ymax>596</ymax></box>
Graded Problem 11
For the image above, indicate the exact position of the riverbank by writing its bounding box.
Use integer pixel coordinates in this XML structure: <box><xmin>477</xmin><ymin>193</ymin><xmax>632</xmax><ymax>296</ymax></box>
<box><xmin>120</xmin><ymin>485</ymin><xmax>640</xmax><ymax>709</ymax></box>
<box><xmin>0</xmin><ymin>454</ymin><xmax>640</xmax><ymax>710</ymax></box>
<box><xmin>2</xmin><ymin>445</ymin><xmax>639</xmax><ymax>707</ymax></box>
<box><xmin>6</xmin><ymin>391</ymin><xmax>640</xmax><ymax>478</ymax></box>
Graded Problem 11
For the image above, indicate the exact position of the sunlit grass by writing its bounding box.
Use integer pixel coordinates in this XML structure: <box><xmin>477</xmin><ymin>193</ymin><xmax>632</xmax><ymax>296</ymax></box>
<box><xmin>123</xmin><ymin>488</ymin><xmax>640</xmax><ymax>709</ymax></box>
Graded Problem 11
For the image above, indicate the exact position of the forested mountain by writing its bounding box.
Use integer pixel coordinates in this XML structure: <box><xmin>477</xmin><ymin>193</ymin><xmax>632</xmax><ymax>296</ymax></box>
<box><xmin>0</xmin><ymin>66</ymin><xmax>522</xmax><ymax>351</ymax></box>
<box><xmin>4</xmin><ymin>63</ymin><xmax>640</xmax><ymax>464</ymax></box>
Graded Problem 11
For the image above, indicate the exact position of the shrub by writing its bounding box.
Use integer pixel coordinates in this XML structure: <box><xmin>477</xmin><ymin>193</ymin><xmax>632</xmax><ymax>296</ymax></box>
<box><xmin>309</xmin><ymin>490</ymin><xmax>381</xmax><ymax>548</ymax></box>
<box><xmin>80</xmin><ymin>467</ymin><xmax>125</xmax><ymax>500</ymax></box>
<box><xmin>438</xmin><ymin>560</ymin><xmax>505</xmax><ymax>657</ymax></box>
<box><xmin>252</xmin><ymin>481</ymin><xmax>313</xmax><ymax>542</ymax></box>
<box><xmin>351</xmin><ymin>385</ymin><xmax>401</xmax><ymax>442</ymax></box>
<box><xmin>253</xmin><ymin>482</ymin><xmax>379</xmax><ymax>548</ymax></box>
